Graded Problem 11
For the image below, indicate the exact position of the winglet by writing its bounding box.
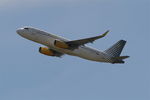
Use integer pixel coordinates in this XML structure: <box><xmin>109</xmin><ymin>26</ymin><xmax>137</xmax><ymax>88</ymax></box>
<box><xmin>101</xmin><ymin>30</ymin><xmax>109</xmax><ymax>37</ymax></box>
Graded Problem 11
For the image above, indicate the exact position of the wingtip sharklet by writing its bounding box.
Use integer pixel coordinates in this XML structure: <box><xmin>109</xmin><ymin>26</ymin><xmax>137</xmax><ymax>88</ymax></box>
<box><xmin>102</xmin><ymin>30</ymin><xmax>109</xmax><ymax>37</ymax></box>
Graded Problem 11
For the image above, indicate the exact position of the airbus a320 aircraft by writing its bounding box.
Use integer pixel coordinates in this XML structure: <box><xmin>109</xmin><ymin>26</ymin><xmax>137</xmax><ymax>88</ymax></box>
<box><xmin>16</xmin><ymin>27</ymin><xmax>129</xmax><ymax>64</ymax></box>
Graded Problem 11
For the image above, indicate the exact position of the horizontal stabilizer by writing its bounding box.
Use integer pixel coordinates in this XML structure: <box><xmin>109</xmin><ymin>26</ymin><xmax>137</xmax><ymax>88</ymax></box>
<box><xmin>113</xmin><ymin>56</ymin><xmax>130</xmax><ymax>60</ymax></box>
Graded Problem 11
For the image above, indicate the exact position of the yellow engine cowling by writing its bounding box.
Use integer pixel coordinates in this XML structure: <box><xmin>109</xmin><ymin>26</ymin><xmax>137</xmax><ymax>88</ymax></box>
<box><xmin>39</xmin><ymin>47</ymin><xmax>54</xmax><ymax>56</ymax></box>
<box><xmin>54</xmin><ymin>40</ymin><xmax>69</xmax><ymax>49</ymax></box>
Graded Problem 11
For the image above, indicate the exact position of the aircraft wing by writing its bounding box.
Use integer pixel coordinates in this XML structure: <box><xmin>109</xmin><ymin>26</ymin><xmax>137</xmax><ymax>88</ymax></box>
<box><xmin>66</xmin><ymin>30</ymin><xmax>109</xmax><ymax>49</ymax></box>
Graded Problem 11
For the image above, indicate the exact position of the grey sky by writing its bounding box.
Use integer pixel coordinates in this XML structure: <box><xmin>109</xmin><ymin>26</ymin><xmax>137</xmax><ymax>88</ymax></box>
<box><xmin>0</xmin><ymin>0</ymin><xmax>149</xmax><ymax>100</ymax></box>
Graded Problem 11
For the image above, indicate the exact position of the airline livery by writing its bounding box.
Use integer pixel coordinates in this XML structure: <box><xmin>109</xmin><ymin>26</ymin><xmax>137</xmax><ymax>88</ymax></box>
<box><xmin>17</xmin><ymin>27</ymin><xmax>129</xmax><ymax>64</ymax></box>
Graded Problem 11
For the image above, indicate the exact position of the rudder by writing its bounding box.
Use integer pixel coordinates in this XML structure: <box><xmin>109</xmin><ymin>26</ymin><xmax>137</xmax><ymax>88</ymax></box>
<box><xmin>104</xmin><ymin>40</ymin><xmax>126</xmax><ymax>57</ymax></box>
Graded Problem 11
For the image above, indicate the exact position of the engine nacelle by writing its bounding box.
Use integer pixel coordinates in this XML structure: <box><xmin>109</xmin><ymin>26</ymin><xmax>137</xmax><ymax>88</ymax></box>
<box><xmin>54</xmin><ymin>40</ymin><xmax>69</xmax><ymax>49</ymax></box>
<box><xmin>39</xmin><ymin>47</ymin><xmax>54</xmax><ymax>56</ymax></box>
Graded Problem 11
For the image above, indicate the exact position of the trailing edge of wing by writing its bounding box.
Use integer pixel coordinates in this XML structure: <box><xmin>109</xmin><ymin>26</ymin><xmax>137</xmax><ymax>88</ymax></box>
<box><xmin>66</xmin><ymin>30</ymin><xmax>109</xmax><ymax>49</ymax></box>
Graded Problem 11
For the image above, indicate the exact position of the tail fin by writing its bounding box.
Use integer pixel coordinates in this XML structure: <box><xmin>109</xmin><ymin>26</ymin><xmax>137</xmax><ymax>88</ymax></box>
<box><xmin>104</xmin><ymin>40</ymin><xmax>127</xmax><ymax>57</ymax></box>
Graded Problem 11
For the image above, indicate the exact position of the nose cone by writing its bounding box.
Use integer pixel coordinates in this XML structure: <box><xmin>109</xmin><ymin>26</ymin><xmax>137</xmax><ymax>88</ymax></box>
<box><xmin>16</xmin><ymin>28</ymin><xmax>24</xmax><ymax>35</ymax></box>
<box><xmin>16</xmin><ymin>29</ymin><xmax>21</xmax><ymax>34</ymax></box>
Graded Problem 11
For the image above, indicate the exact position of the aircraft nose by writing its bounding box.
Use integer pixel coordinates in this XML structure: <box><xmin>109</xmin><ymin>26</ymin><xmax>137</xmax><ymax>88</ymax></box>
<box><xmin>16</xmin><ymin>28</ymin><xmax>23</xmax><ymax>35</ymax></box>
<box><xmin>16</xmin><ymin>29</ymin><xmax>20</xmax><ymax>34</ymax></box>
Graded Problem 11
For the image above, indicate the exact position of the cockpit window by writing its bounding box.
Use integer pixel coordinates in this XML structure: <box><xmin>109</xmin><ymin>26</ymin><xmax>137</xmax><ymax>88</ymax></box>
<box><xmin>24</xmin><ymin>28</ymin><xmax>29</xmax><ymax>30</ymax></box>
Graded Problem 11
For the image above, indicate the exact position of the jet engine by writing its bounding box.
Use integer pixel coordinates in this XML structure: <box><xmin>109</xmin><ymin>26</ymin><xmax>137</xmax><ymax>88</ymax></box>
<box><xmin>54</xmin><ymin>40</ymin><xmax>69</xmax><ymax>49</ymax></box>
<box><xmin>39</xmin><ymin>47</ymin><xmax>54</xmax><ymax>56</ymax></box>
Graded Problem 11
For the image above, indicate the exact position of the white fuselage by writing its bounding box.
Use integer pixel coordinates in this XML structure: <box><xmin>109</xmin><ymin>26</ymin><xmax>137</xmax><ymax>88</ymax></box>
<box><xmin>17</xmin><ymin>27</ymin><xmax>114</xmax><ymax>63</ymax></box>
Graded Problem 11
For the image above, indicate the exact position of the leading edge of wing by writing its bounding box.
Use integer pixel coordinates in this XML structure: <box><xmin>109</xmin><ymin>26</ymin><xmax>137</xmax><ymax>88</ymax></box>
<box><xmin>66</xmin><ymin>30</ymin><xmax>109</xmax><ymax>48</ymax></box>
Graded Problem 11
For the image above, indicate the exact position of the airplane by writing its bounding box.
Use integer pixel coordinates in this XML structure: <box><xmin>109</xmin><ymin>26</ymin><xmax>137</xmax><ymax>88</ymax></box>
<box><xmin>16</xmin><ymin>27</ymin><xmax>129</xmax><ymax>64</ymax></box>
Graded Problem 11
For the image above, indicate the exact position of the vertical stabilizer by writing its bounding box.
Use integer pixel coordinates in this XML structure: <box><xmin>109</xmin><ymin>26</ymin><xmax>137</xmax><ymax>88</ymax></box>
<box><xmin>104</xmin><ymin>40</ymin><xmax>126</xmax><ymax>57</ymax></box>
